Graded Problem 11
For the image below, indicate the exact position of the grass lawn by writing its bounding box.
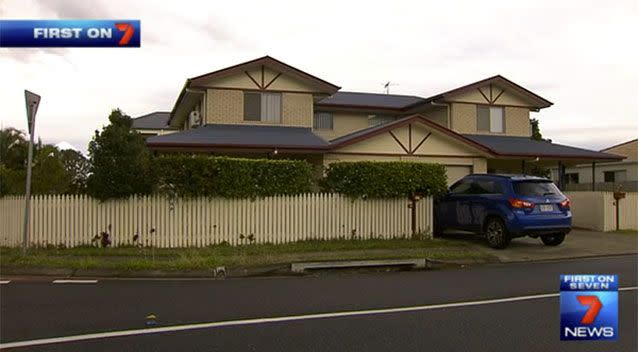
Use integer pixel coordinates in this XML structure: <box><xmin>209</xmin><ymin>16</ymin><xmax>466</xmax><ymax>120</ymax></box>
<box><xmin>0</xmin><ymin>238</ymin><xmax>496</xmax><ymax>272</ymax></box>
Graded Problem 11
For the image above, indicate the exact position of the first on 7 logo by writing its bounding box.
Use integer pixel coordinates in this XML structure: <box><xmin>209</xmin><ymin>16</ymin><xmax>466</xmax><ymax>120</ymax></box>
<box><xmin>0</xmin><ymin>20</ymin><xmax>141</xmax><ymax>48</ymax></box>
<box><xmin>576</xmin><ymin>295</ymin><xmax>603</xmax><ymax>324</ymax></box>
<box><xmin>115</xmin><ymin>23</ymin><xmax>135</xmax><ymax>45</ymax></box>
<box><xmin>559</xmin><ymin>274</ymin><xmax>618</xmax><ymax>341</ymax></box>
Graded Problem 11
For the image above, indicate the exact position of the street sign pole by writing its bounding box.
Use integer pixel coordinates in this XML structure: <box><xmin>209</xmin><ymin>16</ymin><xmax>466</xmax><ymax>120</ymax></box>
<box><xmin>22</xmin><ymin>90</ymin><xmax>40</xmax><ymax>254</ymax></box>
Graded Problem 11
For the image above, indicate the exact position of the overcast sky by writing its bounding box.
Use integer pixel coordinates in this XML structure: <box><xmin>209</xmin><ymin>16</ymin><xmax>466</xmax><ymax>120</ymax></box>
<box><xmin>1</xmin><ymin>0</ymin><xmax>637</xmax><ymax>153</ymax></box>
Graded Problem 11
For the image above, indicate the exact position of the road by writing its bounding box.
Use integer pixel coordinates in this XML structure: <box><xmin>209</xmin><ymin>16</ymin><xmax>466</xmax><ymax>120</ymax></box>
<box><xmin>1</xmin><ymin>255</ymin><xmax>637</xmax><ymax>351</ymax></box>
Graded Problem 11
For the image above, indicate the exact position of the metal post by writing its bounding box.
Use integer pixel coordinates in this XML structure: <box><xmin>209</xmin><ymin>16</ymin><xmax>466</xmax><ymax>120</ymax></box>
<box><xmin>22</xmin><ymin>90</ymin><xmax>40</xmax><ymax>254</ymax></box>
<box><xmin>22</xmin><ymin>116</ymin><xmax>35</xmax><ymax>253</ymax></box>
<box><xmin>591</xmin><ymin>162</ymin><xmax>596</xmax><ymax>191</ymax></box>
<box><xmin>557</xmin><ymin>161</ymin><xmax>565</xmax><ymax>191</ymax></box>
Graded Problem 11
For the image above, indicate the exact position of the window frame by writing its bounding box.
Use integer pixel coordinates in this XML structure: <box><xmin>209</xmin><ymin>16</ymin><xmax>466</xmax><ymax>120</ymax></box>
<box><xmin>313</xmin><ymin>111</ymin><xmax>334</xmax><ymax>130</ymax></box>
<box><xmin>476</xmin><ymin>105</ymin><xmax>505</xmax><ymax>133</ymax></box>
<box><xmin>243</xmin><ymin>91</ymin><xmax>282</xmax><ymax>123</ymax></box>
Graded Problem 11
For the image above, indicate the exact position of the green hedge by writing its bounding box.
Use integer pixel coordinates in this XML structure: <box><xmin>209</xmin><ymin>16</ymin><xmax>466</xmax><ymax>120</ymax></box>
<box><xmin>154</xmin><ymin>155</ymin><xmax>314</xmax><ymax>198</ymax></box>
<box><xmin>322</xmin><ymin>161</ymin><xmax>447</xmax><ymax>198</ymax></box>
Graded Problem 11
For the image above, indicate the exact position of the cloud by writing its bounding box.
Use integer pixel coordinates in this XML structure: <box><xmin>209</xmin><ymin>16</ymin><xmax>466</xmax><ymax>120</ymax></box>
<box><xmin>38</xmin><ymin>0</ymin><xmax>110</xmax><ymax>19</ymax></box>
<box><xmin>0</xmin><ymin>48</ymin><xmax>71</xmax><ymax>63</ymax></box>
<box><xmin>0</xmin><ymin>0</ymin><xmax>636</xmax><ymax>154</ymax></box>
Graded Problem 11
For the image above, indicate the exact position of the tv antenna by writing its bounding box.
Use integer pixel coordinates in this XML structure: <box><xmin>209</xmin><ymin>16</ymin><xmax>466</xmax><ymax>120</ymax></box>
<box><xmin>383</xmin><ymin>81</ymin><xmax>398</xmax><ymax>94</ymax></box>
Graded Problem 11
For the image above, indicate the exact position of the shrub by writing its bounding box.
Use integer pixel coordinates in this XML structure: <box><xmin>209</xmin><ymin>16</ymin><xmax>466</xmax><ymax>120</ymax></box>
<box><xmin>322</xmin><ymin>161</ymin><xmax>447</xmax><ymax>198</ymax></box>
<box><xmin>154</xmin><ymin>155</ymin><xmax>314</xmax><ymax>198</ymax></box>
<box><xmin>87</xmin><ymin>109</ymin><xmax>154</xmax><ymax>200</ymax></box>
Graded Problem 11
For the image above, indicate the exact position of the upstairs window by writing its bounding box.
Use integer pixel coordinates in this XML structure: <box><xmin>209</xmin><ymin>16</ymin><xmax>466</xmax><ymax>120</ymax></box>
<box><xmin>368</xmin><ymin>115</ymin><xmax>396</xmax><ymax>127</ymax></box>
<box><xmin>477</xmin><ymin>106</ymin><xmax>504</xmax><ymax>133</ymax></box>
<box><xmin>313</xmin><ymin>112</ymin><xmax>333</xmax><ymax>130</ymax></box>
<box><xmin>244</xmin><ymin>92</ymin><xmax>281</xmax><ymax>123</ymax></box>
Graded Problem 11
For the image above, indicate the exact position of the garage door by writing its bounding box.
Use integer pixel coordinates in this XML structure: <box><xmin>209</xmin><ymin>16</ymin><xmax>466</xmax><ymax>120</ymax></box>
<box><xmin>445</xmin><ymin>165</ymin><xmax>472</xmax><ymax>185</ymax></box>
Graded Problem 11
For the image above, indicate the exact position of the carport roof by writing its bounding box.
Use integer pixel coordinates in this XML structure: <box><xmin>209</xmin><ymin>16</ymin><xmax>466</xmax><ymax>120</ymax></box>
<box><xmin>461</xmin><ymin>134</ymin><xmax>625</xmax><ymax>161</ymax></box>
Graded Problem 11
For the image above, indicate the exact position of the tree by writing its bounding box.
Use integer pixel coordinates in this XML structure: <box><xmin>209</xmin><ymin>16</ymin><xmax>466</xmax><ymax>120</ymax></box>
<box><xmin>1</xmin><ymin>127</ymin><xmax>91</xmax><ymax>196</ymax></box>
<box><xmin>0</xmin><ymin>127</ymin><xmax>28</xmax><ymax>170</ymax></box>
<box><xmin>529</xmin><ymin>118</ymin><xmax>551</xmax><ymax>177</ymax></box>
<box><xmin>531</xmin><ymin>118</ymin><xmax>552</xmax><ymax>143</ymax></box>
<box><xmin>59</xmin><ymin>149</ymin><xmax>90</xmax><ymax>194</ymax></box>
<box><xmin>31</xmin><ymin>145</ymin><xmax>70</xmax><ymax>194</ymax></box>
<box><xmin>87</xmin><ymin>109</ymin><xmax>154</xmax><ymax>200</ymax></box>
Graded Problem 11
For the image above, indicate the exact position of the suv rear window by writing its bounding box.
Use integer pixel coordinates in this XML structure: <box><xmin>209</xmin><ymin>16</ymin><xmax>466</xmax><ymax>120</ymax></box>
<box><xmin>513</xmin><ymin>181</ymin><xmax>560</xmax><ymax>197</ymax></box>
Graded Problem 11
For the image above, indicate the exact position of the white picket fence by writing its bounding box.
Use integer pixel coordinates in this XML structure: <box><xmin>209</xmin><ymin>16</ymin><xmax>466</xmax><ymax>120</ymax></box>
<box><xmin>0</xmin><ymin>194</ymin><xmax>433</xmax><ymax>247</ymax></box>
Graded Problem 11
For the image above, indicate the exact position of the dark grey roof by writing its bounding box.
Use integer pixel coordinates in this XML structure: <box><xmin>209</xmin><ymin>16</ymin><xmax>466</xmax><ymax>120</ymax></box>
<box><xmin>317</xmin><ymin>91</ymin><xmax>425</xmax><ymax>110</ymax></box>
<box><xmin>462</xmin><ymin>134</ymin><xmax>624</xmax><ymax>160</ymax></box>
<box><xmin>147</xmin><ymin>124</ymin><xmax>329</xmax><ymax>149</ymax></box>
<box><xmin>131</xmin><ymin>111</ymin><xmax>173</xmax><ymax>129</ymax></box>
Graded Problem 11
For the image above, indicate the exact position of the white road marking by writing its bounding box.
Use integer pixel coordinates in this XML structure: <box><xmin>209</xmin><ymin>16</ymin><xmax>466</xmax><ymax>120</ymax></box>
<box><xmin>0</xmin><ymin>280</ymin><xmax>10</xmax><ymax>284</ymax></box>
<box><xmin>52</xmin><ymin>280</ymin><xmax>98</xmax><ymax>284</ymax></box>
<box><xmin>1</xmin><ymin>286</ymin><xmax>636</xmax><ymax>350</ymax></box>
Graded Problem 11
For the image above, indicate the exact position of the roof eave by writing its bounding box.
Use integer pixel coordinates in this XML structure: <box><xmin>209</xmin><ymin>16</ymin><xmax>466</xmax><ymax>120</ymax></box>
<box><xmin>147</xmin><ymin>142</ymin><xmax>329</xmax><ymax>153</ymax></box>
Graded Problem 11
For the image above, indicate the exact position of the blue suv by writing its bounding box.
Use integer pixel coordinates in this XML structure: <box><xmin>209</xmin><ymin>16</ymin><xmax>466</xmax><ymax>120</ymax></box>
<box><xmin>434</xmin><ymin>174</ymin><xmax>572</xmax><ymax>249</ymax></box>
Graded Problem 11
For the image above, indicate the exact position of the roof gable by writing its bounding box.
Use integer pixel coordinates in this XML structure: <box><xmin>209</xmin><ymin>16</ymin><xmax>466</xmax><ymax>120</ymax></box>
<box><xmin>330</xmin><ymin>114</ymin><xmax>491</xmax><ymax>155</ymax></box>
<box><xmin>189</xmin><ymin>56</ymin><xmax>340</xmax><ymax>94</ymax></box>
<box><xmin>422</xmin><ymin>75</ymin><xmax>553</xmax><ymax>109</ymax></box>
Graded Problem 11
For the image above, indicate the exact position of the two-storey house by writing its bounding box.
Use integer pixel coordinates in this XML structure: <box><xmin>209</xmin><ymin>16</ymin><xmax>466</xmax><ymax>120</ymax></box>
<box><xmin>136</xmin><ymin>56</ymin><xmax>623</xmax><ymax>186</ymax></box>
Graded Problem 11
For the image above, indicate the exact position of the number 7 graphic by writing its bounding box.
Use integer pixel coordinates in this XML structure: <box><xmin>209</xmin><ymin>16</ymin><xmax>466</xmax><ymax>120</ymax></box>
<box><xmin>115</xmin><ymin>23</ymin><xmax>135</xmax><ymax>45</ymax></box>
<box><xmin>576</xmin><ymin>295</ymin><xmax>603</xmax><ymax>325</ymax></box>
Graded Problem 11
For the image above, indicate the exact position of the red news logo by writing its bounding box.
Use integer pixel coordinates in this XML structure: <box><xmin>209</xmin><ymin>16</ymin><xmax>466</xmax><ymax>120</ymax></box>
<box><xmin>576</xmin><ymin>295</ymin><xmax>603</xmax><ymax>324</ymax></box>
<box><xmin>115</xmin><ymin>23</ymin><xmax>135</xmax><ymax>45</ymax></box>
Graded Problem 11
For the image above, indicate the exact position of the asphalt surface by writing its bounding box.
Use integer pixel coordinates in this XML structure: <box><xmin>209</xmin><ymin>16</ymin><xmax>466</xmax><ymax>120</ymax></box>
<box><xmin>1</xmin><ymin>255</ymin><xmax>637</xmax><ymax>351</ymax></box>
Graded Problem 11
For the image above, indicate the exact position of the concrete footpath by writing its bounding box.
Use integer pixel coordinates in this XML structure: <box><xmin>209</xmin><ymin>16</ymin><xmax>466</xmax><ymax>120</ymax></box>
<box><xmin>449</xmin><ymin>228</ymin><xmax>638</xmax><ymax>263</ymax></box>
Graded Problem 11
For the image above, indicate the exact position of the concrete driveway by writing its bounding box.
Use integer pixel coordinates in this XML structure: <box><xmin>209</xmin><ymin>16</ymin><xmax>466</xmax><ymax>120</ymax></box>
<box><xmin>444</xmin><ymin>229</ymin><xmax>638</xmax><ymax>262</ymax></box>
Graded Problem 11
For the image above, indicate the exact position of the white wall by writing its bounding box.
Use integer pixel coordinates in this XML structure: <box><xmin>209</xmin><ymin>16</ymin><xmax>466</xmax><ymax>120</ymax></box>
<box><xmin>566</xmin><ymin>191</ymin><xmax>638</xmax><ymax>231</ymax></box>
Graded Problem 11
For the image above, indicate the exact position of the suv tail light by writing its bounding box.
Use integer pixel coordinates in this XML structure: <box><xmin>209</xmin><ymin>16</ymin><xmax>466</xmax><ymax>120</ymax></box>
<box><xmin>509</xmin><ymin>198</ymin><xmax>535</xmax><ymax>209</ymax></box>
<box><xmin>559</xmin><ymin>198</ymin><xmax>571</xmax><ymax>209</ymax></box>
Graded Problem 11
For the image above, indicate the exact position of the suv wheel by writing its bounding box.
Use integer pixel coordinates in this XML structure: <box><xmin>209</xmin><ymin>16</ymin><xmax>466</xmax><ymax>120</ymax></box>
<box><xmin>540</xmin><ymin>233</ymin><xmax>565</xmax><ymax>246</ymax></box>
<box><xmin>484</xmin><ymin>217</ymin><xmax>510</xmax><ymax>249</ymax></box>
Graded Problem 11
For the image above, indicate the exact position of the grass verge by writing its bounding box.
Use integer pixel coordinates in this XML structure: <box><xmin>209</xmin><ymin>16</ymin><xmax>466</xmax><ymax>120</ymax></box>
<box><xmin>0</xmin><ymin>238</ymin><xmax>496</xmax><ymax>272</ymax></box>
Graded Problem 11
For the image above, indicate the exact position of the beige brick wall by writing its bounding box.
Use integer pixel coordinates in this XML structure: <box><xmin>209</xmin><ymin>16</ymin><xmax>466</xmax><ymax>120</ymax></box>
<box><xmin>205</xmin><ymin>89</ymin><xmax>312</xmax><ymax>127</ymax></box>
<box><xmin>421</xmin><ymin>106</ymin><xmax>448</xmax><ymax>127</ymax></box>
<box><xmin>449</xmin><ymin>103</ymin><xmax>530</xmax><ymax>137</ymax></box>
<box><xmin>314</xmin><ymin>112</ymin><xmax>369</xmax><ymax>141</ymax></box>
<box><xmin>282</xmin><ymin>93</ymin><xmax>312</xmax><ymax>127</ymax></box>
<box><xmin>450</xmin><ymin>103</ymin><xmax>476</xmax><ymax>134</ymax></box>
<box><xmin>206</xmin><ymin>89</ymin><xmax>243</xmax><ymax>124</ymax></box>
<box><xmin>504</xmin><ymin>106</ymin><xmax>531</xmax><ymax>137</ymax></box>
